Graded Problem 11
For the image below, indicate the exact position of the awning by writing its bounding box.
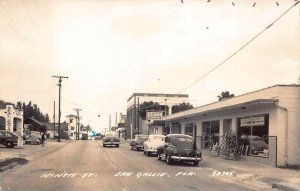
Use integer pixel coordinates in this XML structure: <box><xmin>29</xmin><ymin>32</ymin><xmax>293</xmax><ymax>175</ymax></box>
<box><xmin>24</xmin><ymin>117</ymin><xmax>45</xmax><ymax>127</ymax></box>
<box><xmin>166</xmin><ymin>99</ymin><xmax>279</xmax><ymax>121</ymax></box>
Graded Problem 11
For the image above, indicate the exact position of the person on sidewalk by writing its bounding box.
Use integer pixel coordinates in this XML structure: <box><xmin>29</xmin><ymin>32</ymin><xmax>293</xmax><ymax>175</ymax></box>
<box><xmin>41</xmin><ymin>132</ymin><xmax>46</xmax><ymax>147</ymax></box>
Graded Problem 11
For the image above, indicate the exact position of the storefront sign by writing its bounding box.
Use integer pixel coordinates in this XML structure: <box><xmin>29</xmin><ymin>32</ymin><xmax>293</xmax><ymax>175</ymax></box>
<box><xmin>240</xmin><ymin>116</ymin><xmax>265</xmax><ymax>127</ymax></box>
<box><xmin>146</xmin><ymin>111</ymin><xmax>163</xmax><ymax>120</ymax></box>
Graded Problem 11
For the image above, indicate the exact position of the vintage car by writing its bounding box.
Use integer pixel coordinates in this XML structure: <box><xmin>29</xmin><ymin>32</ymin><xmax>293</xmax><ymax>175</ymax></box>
<box><xmin>102</xmin><ymin>133</ymin><xmax>120</xmax><ymax>147</ymax></box>
<box><xmin>0</xmin><ymin>130</ymin><xmax>23</xmax><ymax>148</ymax></box>
<box><xmin>143</xmin><ymin>134</ymin><xmax>165</xmax><ymax>156</ymax></box>
<box><xmin>130</xmin><ymin>134</ymin><xmax>148</xmax><ymax>151</ymax></box>
<box><xmin>25</xmin><ymin>134</ymin><xmax>41</xmax><ymax>145</ymax></box>
<box><xmin>157</xmin><ymin>134</ymin><xmax>202</xmax><ymax>166</ymax></box>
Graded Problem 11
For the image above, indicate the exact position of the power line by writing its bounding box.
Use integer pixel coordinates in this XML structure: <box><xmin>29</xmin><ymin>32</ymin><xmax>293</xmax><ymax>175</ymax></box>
<box><xmin>177</xmin><ymin>0</ymin><xmax>300</xmax><ymax>94</ymax></box>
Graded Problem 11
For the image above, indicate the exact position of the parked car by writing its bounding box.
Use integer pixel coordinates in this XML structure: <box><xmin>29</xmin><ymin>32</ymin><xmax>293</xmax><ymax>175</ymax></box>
<box><xmin>143</xmin><ymin>134</ymin><xmax>165</xmax><ymax>156</ymax></box>
<box><xmin>102</xmin><ymin>133</ymin><xmax>120</xmax><ymax>147</ymax></box>
<box><xmin>0</xmin><ymin>130</ymin><xmax>23</xmax><ymax>148</ymax></box>
<box><xmin>130</xmin><ymin>134</ymin><xmax>148</xmax><ymax>151</ymax></box>
<box><xmin>25</xmin><ymin>134</ymin><xmax>41</xmax><ymax>145</ymax></box>
<box><xmin>240</xmin><ymin>135</ymin><xmax>268</xmax><ymax>155</ymax></box>
<box><xmin>157</xmin><ymin>134</ymin><xmax>202</xmax><ymax>166</ymax></box>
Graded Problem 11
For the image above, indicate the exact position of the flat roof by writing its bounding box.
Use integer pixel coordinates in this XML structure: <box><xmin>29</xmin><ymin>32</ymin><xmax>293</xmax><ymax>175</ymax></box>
<box><xmin>127</xmin><ymin>93</ymin><xmax>188</xmax><ymax>102</ymax></box>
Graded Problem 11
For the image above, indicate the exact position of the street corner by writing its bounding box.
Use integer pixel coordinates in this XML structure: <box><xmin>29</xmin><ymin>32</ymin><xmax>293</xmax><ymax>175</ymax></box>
<box><xmin>0</xmin><ymin>158</ymin><xmax>28</xmax><ymax>173</ymax></box>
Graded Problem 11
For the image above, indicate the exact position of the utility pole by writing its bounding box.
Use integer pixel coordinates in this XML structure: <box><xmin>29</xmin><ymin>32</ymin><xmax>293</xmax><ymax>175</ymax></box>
<box><xmin>52</xmin><ymin>75</ymin><xmax>68</xmax><ymax>142</ymax></box>
<box><xmin>74</xmin><ymin>108</ymin><xmax>82</xmax><ymax>140</ymax></box>
<box><xmin>53</xmin><ymin>101</ymin><xmax>55</xmax><ymax>139</ymax></box>
<box><xmin>109</xmin><ymin>115</ymin><xmax>111</xmax><ymax>132</ymax></box>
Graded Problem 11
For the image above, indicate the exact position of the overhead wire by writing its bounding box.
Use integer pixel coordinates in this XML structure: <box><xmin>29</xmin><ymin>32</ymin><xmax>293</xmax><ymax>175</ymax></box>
<box><xmin>176</xmin><ymin>0</ymin><xmax>300</xmax><ymax>94</ymax></box>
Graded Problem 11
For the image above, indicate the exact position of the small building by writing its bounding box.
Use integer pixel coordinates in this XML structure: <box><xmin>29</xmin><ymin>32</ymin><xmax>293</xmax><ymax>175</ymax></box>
<box><xmin>0</xmin><ymin>104</ymin><xmax>23</xmax><ymax>137</ymax></box>
<box><xmin>126</xmin><ymin>93</ymin><xmax>189</xmax><ymax>139</ymax></box>
<box><xmin>165</xmin><ymin>85</ymin><xmax>300</xmax><ymax>167</ymax></box>
<box><xmin>66</xmin><ymin>114</ymin><xmax>83</xmax><ymax>140</ymax></box>
<box><xmin>44</xmin><ymin>122</ymin><xmax>69</xmax><ymax>139</ymax></box>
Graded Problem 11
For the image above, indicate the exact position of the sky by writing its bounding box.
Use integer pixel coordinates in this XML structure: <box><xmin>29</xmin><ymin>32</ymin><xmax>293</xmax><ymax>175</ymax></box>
<box><xmin>0</xmin><ymin>0</ymin><xmax>299</xmax><ymax>134</ymax></box>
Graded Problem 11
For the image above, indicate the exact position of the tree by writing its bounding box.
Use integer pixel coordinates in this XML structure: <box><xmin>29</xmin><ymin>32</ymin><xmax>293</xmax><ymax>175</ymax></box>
<box><xmin>172</xmin><ymin>103</ymin><xmax>194</xmax><ymax>114</ymax></box>
<box><xmin>217</xmin><ymin>91</ymin><xmax>235</xmax><ymax>101</ymax></box>
<box><xmin>138</xmin><ymin>101</ymin><xmax>165</xmax><ymax>120</ymax></box>
<box><xmin>82</xmin><ymin>124</ymin><xmax>92</xmax><ymax>133</ymax></box>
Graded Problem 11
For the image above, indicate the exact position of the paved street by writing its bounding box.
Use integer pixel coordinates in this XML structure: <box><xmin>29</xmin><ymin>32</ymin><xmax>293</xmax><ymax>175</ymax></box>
<box><xmin>0</xmin><ymin>140</ymin><xmax>272</xmax><ymax>191</ymax></box>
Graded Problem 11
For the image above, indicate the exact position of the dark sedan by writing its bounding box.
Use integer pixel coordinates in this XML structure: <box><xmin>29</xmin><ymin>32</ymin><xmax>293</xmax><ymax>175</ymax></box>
<box><xmin>130</xmin><ymin>134</ymin><xmax>148</xmax><ymax>151</ymax></box>
<box><xmin>157</xmin><ymin>134</ymin><xmax>202</xmax><ymax>166</ymax></box>
<box><xmin>102</xmin><ymin>133</ymin><xmax>120</xmax><ymax>147</ymax></box>
<box><xmin>0</xmin><ymin>130</ymin><xmax>23</xmax><ymax>148</ymax></box>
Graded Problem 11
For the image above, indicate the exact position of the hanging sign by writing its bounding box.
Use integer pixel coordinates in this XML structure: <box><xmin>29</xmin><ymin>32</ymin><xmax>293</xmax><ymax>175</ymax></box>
<box><xmin>240</xmin><ymin>116</ymin><xmax>265</xmax><ymax>127</ymax></box>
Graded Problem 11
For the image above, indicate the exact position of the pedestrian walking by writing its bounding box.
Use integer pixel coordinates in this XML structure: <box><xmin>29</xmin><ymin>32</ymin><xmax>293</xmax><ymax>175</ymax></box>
<box><xmin>41</xmin><ymin>132</ymin><xmax>46</xmax><ymax>147</ymax></box>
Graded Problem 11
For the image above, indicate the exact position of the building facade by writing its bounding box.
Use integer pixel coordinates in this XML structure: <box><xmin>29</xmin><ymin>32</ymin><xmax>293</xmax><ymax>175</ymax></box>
<box><xmin>66</xmin><ymin>114</ymin><xmax>80</xmax><ymax>140</ymax></box>
<box><xmin>126</xmin><ymin>93</ymin><xmax>189</xmax><ymax>139</ymax></box>
<box><xmin>0</xmin><ymin>104</ymin><xmax>23</xmax><ymax>137</ymax></box>
<box><xmin>165</xmin><ymin>85</ymin><xmax>300</xmax><ymax>167</ymax></box>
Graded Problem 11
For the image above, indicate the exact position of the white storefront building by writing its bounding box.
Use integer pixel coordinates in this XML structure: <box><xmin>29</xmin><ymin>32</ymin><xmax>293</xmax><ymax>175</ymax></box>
<box><xmin>165</xmin><ymin>85</ymin><xmax>300</xmax><ymax>167</ymax></box>
<box><xmin>0</xmin><ymin>104</ymin><xmax>23</xmax><ymax>137</ymax></box>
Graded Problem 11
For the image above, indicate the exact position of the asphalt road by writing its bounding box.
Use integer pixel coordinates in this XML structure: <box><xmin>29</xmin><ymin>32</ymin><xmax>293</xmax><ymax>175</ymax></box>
<box><xmin>0</xmin><ymin>140</ymin><xmax>258</xmax><ymax>191</ymax></box>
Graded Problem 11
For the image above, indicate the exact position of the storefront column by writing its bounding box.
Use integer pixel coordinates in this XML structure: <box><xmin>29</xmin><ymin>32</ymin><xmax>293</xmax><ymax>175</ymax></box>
<box><xmin>231</xmin><ymin>118</ymin><xmax>238</xmax><ymax>136</ymax></box>
<box><xmin>180</xmin><ymin>123</ymin><xmax>185</xmax><ymax>134</ymax></box>
<box><xmin>220</xmin><ymin>119</ymin><xmax>224</xmax><ymax>136</ymax></box>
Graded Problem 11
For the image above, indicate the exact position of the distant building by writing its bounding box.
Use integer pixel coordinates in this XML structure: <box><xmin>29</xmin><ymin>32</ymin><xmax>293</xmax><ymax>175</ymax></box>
<box><xmin>66</xmin><ymin>114</ymin><xmax>78</xmax><ymax>140</ymax></box>
<box><xmin>126</xmin><ymin>93</ymin><xmax>189</xmax><ymax>139</ymax></box>
<box><xmin>44</xmin><ymin>122</ymin><xmax>70</xmax><ymax>139</ymax></box>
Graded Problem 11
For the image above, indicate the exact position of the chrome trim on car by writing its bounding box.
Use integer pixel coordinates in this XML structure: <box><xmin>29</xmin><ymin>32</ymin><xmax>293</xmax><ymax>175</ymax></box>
<box><xmin>171</xmin><ymin>156</ymin><xmax>202</xmax><ymax>161</ymax></box>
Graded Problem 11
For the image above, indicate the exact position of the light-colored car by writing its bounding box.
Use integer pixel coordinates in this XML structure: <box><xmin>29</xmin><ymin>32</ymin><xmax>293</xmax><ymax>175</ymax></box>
<box><xmin>143</xmin><ymin>134</ymin><xmax>165</xmax><ymax>156</ymax></box>
<box><xmin>25</xmin><ymin>135</ymin><xmax>41</xmax><ymax>145</ymax></box>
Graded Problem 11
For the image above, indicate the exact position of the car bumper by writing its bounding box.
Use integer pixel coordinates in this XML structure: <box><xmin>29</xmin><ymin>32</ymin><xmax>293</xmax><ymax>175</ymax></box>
<box><xmin>146</xmin><ymin>149</ymin><xmax>157</xmax><ymax>153</ymax></box>
<box><xmin>103</xmin><ymin>142</ymin><xmax>120</xmax><ymax>145</ymax></box>
<box><xmin>171</xmin><ymin>156</ymin><xmax>203</xmax><ymax>161</ymax></box>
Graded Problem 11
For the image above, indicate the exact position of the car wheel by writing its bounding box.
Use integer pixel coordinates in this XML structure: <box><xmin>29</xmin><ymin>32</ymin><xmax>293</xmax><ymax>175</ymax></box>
<box><xmin>103</xmin><ymin>145</ymin><xmax>106</xmax><ymax>147</ymax></box>
<box><xmin>166</xmin><ymin>155</ymin><xmax>172</xmax><ymax>165</ymax></box>
<box><xmin>146</xmin><ymin>151</ymin><xmax>150</xmax><ymax>157</ymax></box>
<box><xmin>157</xmin><ymin>152</ymin><xmax>161</xmax><ymax>160</ymax></box>
<box><xmin>116</xmin><ymin>145</ymin><xmax>119</xmax><ymax>148</ymax></box>
<box><xmin>5</xmin><ymin>142</ymin><xmax>10</xmax><ymax>148</ymax></box>
<box><xmin>194</xmin><ymin>161</ymin><xmax>199</xmax><ymax>166</ymax></box>
<box><xmin>143</xmin><ymin>151</ymin><xmax>146</xmax><ymax>154</ymax></box>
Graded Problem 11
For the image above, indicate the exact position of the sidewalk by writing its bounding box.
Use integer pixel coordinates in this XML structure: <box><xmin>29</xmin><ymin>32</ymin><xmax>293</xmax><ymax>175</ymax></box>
<box><xmin>201</xmin><ymin>151</ymin><xmax>300</xmax><ymax>191</ymax></box>
<box><xmin>0</xmin><ymin>139</ymin><xmax>69</xmax><ymax>172</ymax></box>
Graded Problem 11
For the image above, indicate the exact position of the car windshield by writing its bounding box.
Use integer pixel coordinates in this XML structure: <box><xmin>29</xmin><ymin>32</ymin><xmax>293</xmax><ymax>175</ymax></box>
<box><xmin>174</xmin><ymin>137</ymin><xmax>194</xmax><ymax>143</ymax></box>
<box><xmin>135</xmin><ymin>135</ymin><xmax>148</xmax><ymax>141</ymax></box>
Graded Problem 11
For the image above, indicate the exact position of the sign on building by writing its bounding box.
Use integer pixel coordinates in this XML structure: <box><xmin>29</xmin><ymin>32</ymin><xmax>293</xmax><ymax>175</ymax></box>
<box><xmin>240</xmin><ymin>116</ymin><xmax>265</xmax><ymax>127</ymax></box>
<box><xmin>146</xmin><ymin>111</ymin><xmax>164</xmax><ymax>120</ymax></box>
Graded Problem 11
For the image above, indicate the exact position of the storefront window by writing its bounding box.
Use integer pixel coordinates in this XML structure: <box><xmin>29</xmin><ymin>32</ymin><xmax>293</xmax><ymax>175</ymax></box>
<box><xmin>202</xmin><ymin>120</ymin><xmax>220</xmax><ymax>150</ymax></box>
<box><xmin>185</xmin><ymin>123</ymin><xmax>194</xmax><ymax>137</ymax></box>
<box><xmin>238</xmin><ymin>115</ymin><xmax>269</xmax><ymax>157</ymax></box>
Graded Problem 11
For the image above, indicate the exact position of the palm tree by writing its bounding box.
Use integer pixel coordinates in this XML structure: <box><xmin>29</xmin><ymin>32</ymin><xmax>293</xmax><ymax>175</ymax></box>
<box><xmin>217</xmin><ymin>91</ymin><xmax>235</xmax><ymax>101</ymax></box>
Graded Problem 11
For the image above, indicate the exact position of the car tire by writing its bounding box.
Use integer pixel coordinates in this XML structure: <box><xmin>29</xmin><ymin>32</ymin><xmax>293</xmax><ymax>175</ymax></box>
<box><xmin>194</xmin><ymin>161</ymin><xmax>199</xmax><ymax>166</ymax></box>
<box><xmin>131</xmin><ymin>147</ymin><xmax>133</xmax><ymax>150</ymax></box>
<box><xmin>116</xmin><ymin>145</ymin><xmax>119</xmax><ymax>148</ymax></box>
<box><xmin>157</xmin><ymin>152</ymin><xmax>161</xmax><ymax>160</ymax></box>
<box><xmin>166</xmin><ymin>155</ymin><xmax>172</xmax><ymax>165</ymax></box>
<box><xmin>146</xmin><ymin>151</ymin><xmax>150</xmax><ymax>157</ymax></box>
<box><xmin>103</xmin><ymin>145</ymin><xmax>106</xmax><ymax>147</ymax></box>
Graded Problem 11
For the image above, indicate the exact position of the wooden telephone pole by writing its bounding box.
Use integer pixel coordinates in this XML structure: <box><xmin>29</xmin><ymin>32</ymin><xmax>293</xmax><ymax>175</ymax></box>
<box><xmin>52</xmin><ymin>75</ymin><xmax>68</xmax><ymax>142</ymax></box>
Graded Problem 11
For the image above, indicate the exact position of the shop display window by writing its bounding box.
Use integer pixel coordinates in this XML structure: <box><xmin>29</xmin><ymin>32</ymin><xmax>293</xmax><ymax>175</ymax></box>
<box><xmin>202</xmin><ymin>120</ymin><xmax>220</xmax><ymax>150</ymax></box>
<box><xmin>238</xmin><ymin>115</ymin><xmax>269</xmax><ymax>157</ymax></box>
